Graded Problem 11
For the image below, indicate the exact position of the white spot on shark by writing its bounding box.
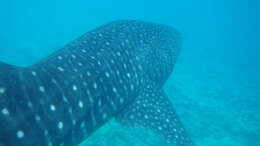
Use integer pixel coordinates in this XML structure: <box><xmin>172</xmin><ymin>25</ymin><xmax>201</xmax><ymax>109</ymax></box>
<box><xmin>78</xmin><ymin>100</ymin><xmax>84</xmax><ymax>108</ymax></box>
<box><xmin>71</xmin><ymin>54</ymin><xmax>76</xmax><ymax>59</ymax></box>
<box><xmin>127</xmin><ymin>73</ymin><xmax>131</xmax><ymax>78</ymax></box>
<box><xmin>39</xmin><ymin>86</ymin><xmax>45</xmax><ymax>92</ymax></box>
<box><xmin>1</xmin><ymin>108</ymin><xmax>9</xmax><ymax>115</ymax></box>
<box><xmin>73</xmin><ymin>120</ymin><xmax>76</xmax><ymax>125</ymax></box>
<box><xmin>158</xmin><ymin>126</ymin><xmax>162</xmax><ymax>130</ymax></box>
<box><xmin>62</xmin><ymin>96</ymin><xmax>68</xmax><ymax>103</ymax></box>
<box><xmin>73</xmin><ymin>85</ymin><xmax>77</xmax><ymax>91</ymax></box>
<box><xmin>16</xmin><ymin>130</ymin><xmax>24</xmax><ymax>138</ymax></box>
<box><xmin>130</xmin><ymin>115</ymin><xmax>134</xmax><ymax>119</ymax></box>
<box><xmin>130</xmin><ymin>84</ymin><xmax>134</xmax><ymax>90</ymax></box>
<box><xmin>102</xmin><ymin>113</ymin><xmax>107</xmax><ymax>119</ymax></box>
<box><xmin>31</xmin><ymin>71</ymin><xmax>37</xmax><ymax>76</ymax></box>
<box><xmin>98</xmin><ymin>99</ymin><xmax>102</xmax><ymax>107</ymax></box>
<box><xmin>86</xmin><ymin>71</ymin><xmax>91</xmax><ymax>76</ymax></box>
<box><xmin>78</xmin><ymin>62</ymin><xmax>83</xmax><ymax>66</ymax></box>
<box><xmin>50</xmin><ymin>104</ymin><xmax>56</xmax><ymax>111</ymax></box>
<box><xmin>83</xmin><ymin>81</ymin><xmax>87</xmax><ymax>86</ymax></box>
<box><xmin>119</xmin><ymin>98</ymin><xmax>124</xmax><ymax>103</ymax></box>
<box><xmin>138</xmin><ymin>64</ymin><xmax>143</xmax><ymax>70</ymax></box>
<box><xmin>44</xmin><ymin>130</ymin><xmax>48</xmax><ymax>136</ymax></box>
<box><xmin>73</xmin><ymin>68</ymin><xmax>78</xmax><ymax>72</ymax></box>
<box><xmin>57</xmin><ymin>56</ymin><xmax>63</xmax><ymax>60</ymax></box>
<box><xmin>68</xmin><ymin>108</ymin><xmax>73</xmax><ymax>114</ymax></box>
<box><xmin>27</xmin><ymin>102</ymin><xmax>33</xmax><ymax>108</ymax></box>
<box><xmin>48</xmin><ymin>141</ymin><xmax>53</xmax><ymax>146</ymax></box>
<box><xmin>51</xmin><ymin>78</ymin><xmax>57</xmax><ymax>84</ymax></box>
<box><xmin>81</xmin><ymin>49</ymin><xmax>87</xmax><ymax>53</ymax></box>
<box><xmin>97</xmin><ymin>61</ymin><xmax>101</xmax><ymax>65</ymax></box>
<box><xmin>111</xmin><ymin>59</ymin><xmax>115</xmax><ymax>64</ymax></box>
<box><xmin>105</xmin><ymin>72</ymin><xmax>110</xmax><ymax>77</ymax></box>
<box><xmin>93</xmin><ymin>82</ymin><xmax>97</xmax><ymax>89</ymax></box>
<box><xmin>123</xmin><ymin>63</ymin><xmax>127</xmax><ymax>69</ymax></box>
<box><xmin>112</xmin><ymin>87</ymin><xmax>117</xmax><ymax>93</ymax></box>
<box><xmin>57</xmin><ymin>67</ymin><xmax>64</xmax><ymax>72</ymax></box>
<box><xmin>116</xmin><ymin>52</ymin><xmax>121</xmax><ymax>56</ymax></box>
<box><xmin>58</xmin><ymin>121</ymin><xmax>63</xmax><ymax>130</ymax></box>
<box><xmin>80</xmin><ymin>122</ymin><xmax>85</xmax><ymax>128</ymax></box>
<box><xmin>35</xmin><ymin>115</ymin><xmax>41</xmax><ymax>121</ymax></box>
<box><xmin>0</xmin><ymin>87</ymin><xmax>6</xmax><ymax>94</ymax></box>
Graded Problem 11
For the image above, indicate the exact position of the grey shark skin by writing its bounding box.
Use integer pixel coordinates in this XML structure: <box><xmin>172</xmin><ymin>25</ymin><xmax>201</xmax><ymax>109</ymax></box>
<box><xmin>0</xmin><ymin>20</ymin><xmax>193</xmax><ymax>146</ymax></box>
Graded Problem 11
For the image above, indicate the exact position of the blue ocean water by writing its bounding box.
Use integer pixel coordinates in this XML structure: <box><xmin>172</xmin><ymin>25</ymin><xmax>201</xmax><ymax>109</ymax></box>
<box><xmin>0</xmin><ymin>0</ymin><xmax>259</xmax><ymax>146</ymax></box>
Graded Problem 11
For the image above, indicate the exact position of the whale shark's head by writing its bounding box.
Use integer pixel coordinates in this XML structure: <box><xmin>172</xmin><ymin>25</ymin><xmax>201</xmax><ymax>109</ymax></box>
<box><xmin>127</xmin><ymin>21</ymin><xmax>182</xmax><ymax>85</ymax></box>
<box><xmin>73</xmin><ymin>20</ymin><xmax>182</xmax><ymax>85</ymax></box>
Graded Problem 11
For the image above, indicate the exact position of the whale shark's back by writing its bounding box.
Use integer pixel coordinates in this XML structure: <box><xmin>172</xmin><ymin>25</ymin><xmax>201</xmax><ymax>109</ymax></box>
<box><xmin>0</xmin><ymin>62</ymin><xmax>22</xmax><ymax>96</ymax></box>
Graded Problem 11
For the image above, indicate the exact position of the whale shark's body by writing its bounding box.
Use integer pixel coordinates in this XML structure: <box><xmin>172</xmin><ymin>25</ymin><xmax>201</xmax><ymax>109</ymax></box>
<box><xmin>0</xmin><ymin>20</ymin><xmax>193</xmax><ymax>146</ymax></box>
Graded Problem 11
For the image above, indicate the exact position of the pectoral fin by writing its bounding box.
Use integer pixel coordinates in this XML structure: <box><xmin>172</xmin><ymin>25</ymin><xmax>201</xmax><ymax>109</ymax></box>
<box><xmin>116</xmin><ymin>85</ymin><xmax>194</xmax><ymax>146</ymax></box>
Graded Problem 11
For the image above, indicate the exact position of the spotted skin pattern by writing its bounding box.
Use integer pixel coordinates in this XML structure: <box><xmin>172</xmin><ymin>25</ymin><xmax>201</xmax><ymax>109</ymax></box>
<box><xmin>0</xmin><ymin>20</ymin><xmax>193</xmax><ymax>146</ymax></box>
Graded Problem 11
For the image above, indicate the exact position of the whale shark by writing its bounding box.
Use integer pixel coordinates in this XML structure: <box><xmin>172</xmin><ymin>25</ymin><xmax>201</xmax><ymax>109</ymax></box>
<box><xmin>0</xmin><ymin>20</ymin><xmax>193</xmax><ymax>146</ymax></box>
